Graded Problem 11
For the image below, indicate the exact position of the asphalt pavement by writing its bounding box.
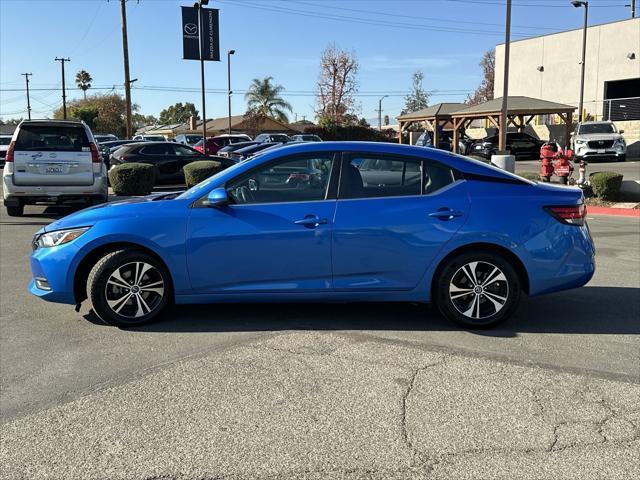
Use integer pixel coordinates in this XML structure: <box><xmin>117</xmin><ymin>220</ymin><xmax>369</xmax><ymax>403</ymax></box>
<box><xmin>1</xmin><ymin>202</ymin><xmax>639</xmax><ymax>479</ymax></box>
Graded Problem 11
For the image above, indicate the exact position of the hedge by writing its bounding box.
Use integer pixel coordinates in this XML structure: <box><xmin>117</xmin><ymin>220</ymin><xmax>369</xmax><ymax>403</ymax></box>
<box><xmin>518</xmin><ymin>171</ymin><xmax>540</xmax><ymax>182</ymax></box>
<box><xmin>108</xmin><ymin>163</ymin><xmax>156</xmax><ymax>196</ymax></box>
<box><xmin>303</xmin><ymin>125</ymin><xmax>396</xmax><ymax>142</ymax></box>
<box><xmin>589</xmin><ymin>171</ymin><xmax>623</xmax><ymax>200</ymax></box>
<box><xmin>183</xmin><ymin>160</ymin><xmax>225</xmax><ymax>188</ymax></box>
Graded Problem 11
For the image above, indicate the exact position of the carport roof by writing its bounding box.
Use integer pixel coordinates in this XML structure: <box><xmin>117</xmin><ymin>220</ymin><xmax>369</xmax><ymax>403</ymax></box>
<box><xmin>450</xmin><ymin>96</ymin><xmax>576</xmax><ymax>117</ymax></box>
<box><xmin>397</xmin><ymin>103</ymin><xmax>466</xmax><ymax>121</ymax></box>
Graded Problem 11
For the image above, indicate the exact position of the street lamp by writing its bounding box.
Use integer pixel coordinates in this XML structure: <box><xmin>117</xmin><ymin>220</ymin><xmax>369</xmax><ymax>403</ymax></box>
<box><xmin>378</xmin><ymin>95</ymin><xmax>388</xmax><ymax>131</ymax></box>
<box><xmin>572</xmin><ymin>0</ymin><xmax>588</xmax><ymax>123</ymax></box>
<box><xmin>227</xmin><ymin>49</ymin><xmax>235</xmax><ymax>134</ymax></box>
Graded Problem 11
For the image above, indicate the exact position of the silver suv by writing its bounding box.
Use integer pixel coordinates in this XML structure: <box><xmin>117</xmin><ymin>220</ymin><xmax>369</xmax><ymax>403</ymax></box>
<box><xmin>571</xmin><ymin>121</ymin><xmax>626</xmax><ymax>162</ymax></box>
<box><xmin>2</xmin><ymin>120</ymin><xmax>108</xmax><ymax>217</ymax></box>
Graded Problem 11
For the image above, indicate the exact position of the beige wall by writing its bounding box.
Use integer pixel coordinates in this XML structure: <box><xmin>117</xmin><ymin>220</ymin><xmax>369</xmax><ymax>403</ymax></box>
<box><xmin>495</xmin><ymin>18</ymin><xmax>640</xmax><ymax>118</ymax></box>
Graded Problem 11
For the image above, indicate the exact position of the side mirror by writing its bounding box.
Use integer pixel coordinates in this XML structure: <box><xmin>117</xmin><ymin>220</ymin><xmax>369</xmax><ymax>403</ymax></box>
<box><xmin>204</xmin><ymin>188</ymin><xmax>229</xmax><ymax>207</ymax></box>
<box><xmin>619</xmin><ymin>129</ymin><xmax>624</xmax><ymax>134</ymax></box>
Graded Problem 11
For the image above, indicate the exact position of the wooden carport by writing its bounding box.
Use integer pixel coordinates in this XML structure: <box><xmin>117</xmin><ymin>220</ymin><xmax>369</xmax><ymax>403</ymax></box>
<box><xmin>449</xmin><ymin>96</ymin><xmax>576</xmax><ymax>154</ymax></box>
<box><xmin>396</xmin><ymin>103</ymin><xmax>465</xmax><ymax>147</ymax></box>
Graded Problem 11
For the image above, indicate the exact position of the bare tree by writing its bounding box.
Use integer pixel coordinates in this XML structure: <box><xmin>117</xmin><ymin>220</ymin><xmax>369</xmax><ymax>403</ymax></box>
<box><xmin>402</xmin><ymin>71</ymin><xmax>430</xmax><ymax>115</ymax></box>
<box><xmin>316</xmin><ymin>43</ymin><xmax>359</xmax><ymax>125</ymax></box>
<box><xmin>467</xmin><ymin>49</ymin><xmax>495</xmax><ymax>106</ymax></box>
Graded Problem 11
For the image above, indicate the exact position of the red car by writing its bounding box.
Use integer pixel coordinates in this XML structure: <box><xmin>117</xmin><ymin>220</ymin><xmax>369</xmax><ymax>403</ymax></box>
<box><xmin>193</xmin><ymin>134</ymin><xmax>252</xmax><ymax>155</ymax></box>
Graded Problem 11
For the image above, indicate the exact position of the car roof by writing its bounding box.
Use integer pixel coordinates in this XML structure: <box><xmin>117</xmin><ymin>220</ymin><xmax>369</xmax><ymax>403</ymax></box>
<box><xmin>579</xmin><ymin>121</ymin><xmax>613</xmax><ymax>125</ymax></box>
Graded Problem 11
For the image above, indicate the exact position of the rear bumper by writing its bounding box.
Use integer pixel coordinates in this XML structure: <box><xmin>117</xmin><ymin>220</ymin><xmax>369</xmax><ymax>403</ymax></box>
<box><xmin>3</xmin><ymin>168</ymin><xmax>107</xmax><ymax>204</ymax></box>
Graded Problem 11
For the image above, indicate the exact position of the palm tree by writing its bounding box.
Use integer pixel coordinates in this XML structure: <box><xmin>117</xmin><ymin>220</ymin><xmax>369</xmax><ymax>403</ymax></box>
<box><xmin>75</xmin><ymin>70</ymin><xmax>93</xmax><ymax>100</ymax></box>
<box><xmin>244</xmin><ymin>76</ymin><xmax>292</xmax><ymax>123</ymax></box>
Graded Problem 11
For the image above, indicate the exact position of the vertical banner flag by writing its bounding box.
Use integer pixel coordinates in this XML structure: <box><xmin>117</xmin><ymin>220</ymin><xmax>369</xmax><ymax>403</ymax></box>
<box><xmin>181</xmin><ymin>6</ymin><xmax>220</xmax><ymax>61</ymax></box>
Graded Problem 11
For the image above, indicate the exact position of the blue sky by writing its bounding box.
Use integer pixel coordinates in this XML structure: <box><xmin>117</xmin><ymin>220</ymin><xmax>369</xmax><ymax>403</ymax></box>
<box><xmin>0</xmin><ymin>0</ymin><xmax>630</xmax><ymax>125</ymax></box>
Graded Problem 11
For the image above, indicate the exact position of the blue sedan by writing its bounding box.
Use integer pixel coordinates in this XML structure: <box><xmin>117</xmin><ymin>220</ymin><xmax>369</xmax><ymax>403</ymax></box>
<box><xmin>28</xmin><ymin>142</ymin><xmax>595</xmax><ymax>328</ymax></box>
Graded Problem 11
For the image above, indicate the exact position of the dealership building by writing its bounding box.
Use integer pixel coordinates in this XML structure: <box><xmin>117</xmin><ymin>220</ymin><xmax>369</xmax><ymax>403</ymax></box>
<box><xmin>494</xmin><ymin>17</ymin><xmax>639</xmax><ymax>122</ymax></box>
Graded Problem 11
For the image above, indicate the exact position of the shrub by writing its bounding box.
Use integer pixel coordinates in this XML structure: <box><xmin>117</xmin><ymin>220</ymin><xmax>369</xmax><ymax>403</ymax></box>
<box><xmin>183</xmin><ymin>160</ymin><xmax>224</xmax><ymax>188</ymax></box>
<box><xmin>589</xmin><ymin>171</ymin><xmax>623</xmax><ymax>200</ymax></box>
<box><xmin>303</xmin><ymin>124</ymin><xmax>396</xmax><ymax>142</ymax></box>
<box><xmin>108</xmin><ymin>163</ymin><xmax>156</xmax><ymax>196</ymax></box>
<box><xmin>519</xmin><ymin>171</ymin><xmax>540</xmax><ymax>182</ymax></box>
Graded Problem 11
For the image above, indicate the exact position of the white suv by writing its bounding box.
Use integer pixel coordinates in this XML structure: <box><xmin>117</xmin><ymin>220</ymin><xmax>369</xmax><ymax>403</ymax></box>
<box><xmin>571</xmin><ymin>121</ymin><xmax>626</xmax><ymax>162</ymax></box>
<box><xmin>2</xmin><ymin>120</ymin><xmax>108</xmax><ymax>217</ymax></box>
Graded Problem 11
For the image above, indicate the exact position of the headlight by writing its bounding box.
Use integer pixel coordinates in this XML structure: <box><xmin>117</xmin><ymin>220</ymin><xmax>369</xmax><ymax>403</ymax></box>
<box><xmin>35</xmin><ymin>227</ymin><xmax>90</xmax><ymax>248</ymax></box>
<box><xmin>614</xmin><ymin>138</ymin><xmax>625</xmax><ymax>147</ymax></box>
<box><xmin>575</xmin><ymin>139</ymin><xmax>586</xmax><ymax>145</ymax></box>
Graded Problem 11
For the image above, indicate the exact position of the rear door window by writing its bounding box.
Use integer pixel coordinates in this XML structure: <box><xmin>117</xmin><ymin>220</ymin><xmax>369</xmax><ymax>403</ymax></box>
<box><xmin>140</xmin><ymin>144</ymin><xmax>170</xmax><ymax>156</ymax></box>
<box><xmin>15</xmin><ymin>124</ymin><xmax>89</xmax><ymax>151</ymax></box>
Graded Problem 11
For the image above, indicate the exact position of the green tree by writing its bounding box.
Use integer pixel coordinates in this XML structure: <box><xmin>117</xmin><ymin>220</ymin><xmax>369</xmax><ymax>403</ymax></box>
<box><xmin>402</xmin><ymin>71</ymin><xmax>430</xmax><ymax>115</ymax></box>
<box><xmin>54</xmin><ymin>93</ymin><xmax>134</xmax><ymax>137</ymax></box>
<box><xmin>75</xmin><ymin>70</ymin><xmax>93</xmax><ymax>100</ymax></box>
<box><xmin>69</xmin><ymin>105</ymin><xmax>99</xmax><ymax>130</ymax></box>
<box><xmin>158</xmin><ymin>102</ymin><xmax>198</xmax><ymax>124</ymax></box>
<box><xmin>245</xmin><ymin>76</ymin><xmax>292</xmax><ymax>123</ymax></box>
<box><xmin>133</xmin><ymin>113</ymin><xmax>159</xmax><ymax>130</ymax></box>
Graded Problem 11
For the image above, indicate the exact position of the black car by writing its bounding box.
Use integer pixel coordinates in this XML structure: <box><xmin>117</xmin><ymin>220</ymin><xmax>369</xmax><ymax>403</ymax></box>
<box><xmin>470</xmin><ymin>132</ymin><xmax>544</xmax><ymax>160</ymax></box>
<box><xmin>229</xmin><ymin>142</ymin><xmax>281</xmax><ymax>162</ymax></box>
<box><xmin>99</xmin><ymin>140</ymin><xmax>139</xmax><ymax>166</ymax></box>
<box><xmin>217</xmin><ymin>141</ymin><xmax>260</xmax><ymax>158</ymax></box>
<box><xmin>110</xmin><ymin>142</ymin><xmax>232</xmax><ymax>184</ymax></box>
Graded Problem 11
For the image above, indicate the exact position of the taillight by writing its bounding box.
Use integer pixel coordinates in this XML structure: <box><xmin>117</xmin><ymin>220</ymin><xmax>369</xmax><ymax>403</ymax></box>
<box><xmin>89</xmin><ymin>143</ymin><xmax>100</xmax><ymax>163</ymax></box>
<box><xmin>5</xmin><ymin>141</ymin><xmax>15</xmax><ymax>162</ymax></box>
<box><xmin>545</xmin><ymin>204</ymin><xmax>586</xmax><ymax>226</ymax></box>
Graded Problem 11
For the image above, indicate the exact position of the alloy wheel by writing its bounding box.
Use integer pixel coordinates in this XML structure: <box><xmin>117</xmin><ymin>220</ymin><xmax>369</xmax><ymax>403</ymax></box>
<box><xmin>448</xmin><ymin>261</ymin><xmax>509</xmax><ymax>320</ymax></box>
<box><xmin>104</xmin><ymin>261</ymin><xmax>165</xmax><ymax>319</ymax></box>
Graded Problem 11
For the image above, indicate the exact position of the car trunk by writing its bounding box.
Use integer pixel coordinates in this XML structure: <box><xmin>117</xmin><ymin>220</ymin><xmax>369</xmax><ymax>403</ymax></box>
<box><xmin>12</xmin><ymin>124</ymin><xmax>95</xmax><ymax>186</ymax></box>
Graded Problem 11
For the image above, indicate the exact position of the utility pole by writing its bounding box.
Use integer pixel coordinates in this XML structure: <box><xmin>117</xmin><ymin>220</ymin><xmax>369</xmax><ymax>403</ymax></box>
<box><xmin>498</xmin><ymin>0</ymin><xmax>511</xmax><ymax>153</ymax></box>
<box><xmin>377</xmin><ymin>95</ymin><xmax>388</xmax><ymax>131</ymax></box>
<box><xmin>227</xmin><ymin>49</ymin><xmax>235</xmax><ymax>134</ymax></box>
<box><xmin>21</xmin><ymin>73</ymin><xmax>32</xmax><ymax>120</ymax></box>
<box><xmin>572</xmin><ymin>1</ymin><xmax>589</xmax><ymax>123</ymax></box>
<box><xmin>55</xmin><ymin>57</ymin><xmax>70</xmax><ymax>119</ymax></box>
<box><xmin>631</xmin><ymin>0</ymin><xmax>636</xmax><ymax>19</ymax></box>
<box><xmin>120</xmin><ymin>0</ymin><xmax>133</xmax><ymax>139</ymax></box>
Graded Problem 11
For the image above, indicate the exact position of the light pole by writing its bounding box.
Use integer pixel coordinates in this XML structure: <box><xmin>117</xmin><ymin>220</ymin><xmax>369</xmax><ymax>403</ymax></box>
<box><xmin>227</xmin><ymin>49</ymin><xmax>235</xmax><ymax>134</ymax></box>
<box><xmin>195</xmin><ymin>0</ymin><xmax>210</xmax><ymax>154</ymax></box>
<box><xmin>378</xmin><ymin>95</ymin><xmax>388</xmax><ymax>131</ymax></box>
<box><xmin>572</xmin><ymin>1</ymin><xmax>588</xmax><ymax>123</ymax></box>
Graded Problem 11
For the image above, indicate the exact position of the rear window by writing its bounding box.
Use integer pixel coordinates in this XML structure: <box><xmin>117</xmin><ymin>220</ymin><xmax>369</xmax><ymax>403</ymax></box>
<box><xmin>0</xmin><ymin>137</ymin><xmax>11</xmax><ymax>145</ymax></box>
<box><xmin>15</xmin><ymin>124</ymin><xmax>89</xmax><ymax>151</ymax></box>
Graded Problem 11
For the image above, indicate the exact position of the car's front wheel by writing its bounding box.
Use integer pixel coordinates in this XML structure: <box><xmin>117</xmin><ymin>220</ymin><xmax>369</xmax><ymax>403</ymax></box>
<box><xmin>436</xmin><ymin>251</ymin><xmax>521</xmax><ymax>328</ymax></box>
<box><xmin>87</xmin><ymin>249</ymin><xmax>171</xmax><ymax>327</ymax></box>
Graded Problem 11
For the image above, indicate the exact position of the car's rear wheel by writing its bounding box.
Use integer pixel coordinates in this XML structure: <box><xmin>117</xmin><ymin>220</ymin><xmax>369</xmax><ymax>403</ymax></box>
<box><xmin>87</xmin><ymin>249</ymin><xmax>171</xmax><ymax>327</ymax></box>
<box><xmin>436</xmin><ymin>251</ymin><xmax>521</xmax><ymax>328</ymax></box>
<box><xmin>6</xmin><ymin>203</ymin><xmax>24</xmax><ymax>217</ymax></box>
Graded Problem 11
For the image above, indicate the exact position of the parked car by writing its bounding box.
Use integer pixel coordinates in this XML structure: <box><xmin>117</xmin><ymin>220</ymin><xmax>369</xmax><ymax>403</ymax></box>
<box><xmin>0</xmin><ymin>134</ymin><xmax>12</xmax><ymax>167</ymax></box>
<box><xmin>29</xmin><ymin>142</ymin><xmax>594</xmax><ymax>329</ymax></box>
<box><xmin>132</xmin><ymin>134</ymin><xmax>166</xmax><ymax>142</ymax></box>
<box><xmin>216</xmin><ymin>141</ymin><xmax>259</xmax><ymax>158</ymax></box>
<box><xmin>175</xmin><ymin>134</ymin><xmax>203</xmax><ymax>146</ymax></box>
<box><xmin>98</xmin><ymin>140</ymin><xmax>139</xmax><ymax>167</ymax></box>
<box><xmin>2</xmin><ymin>119</ymin><xmax>108</xmax><ymax>216</ymax></box>
<box><xmin>94</xmin><ymin>134</ymin><xmax>119</xmax><ymax>143</ymax></box>
<box><xmin>193</xmin><ymin>134</ymin><xmax>252</xmax><ymax>155</ymax></box>
<box><xmin>470</xmin><ymin>132</ymin><xmax>544</xmax><ymax>160</ymax></box>
<box><xmin>571</xmin><ymin>121</ymin><xmax>626</xmax><ymax>162</ymax></box>
<box><xmin>228</xmin><ymin>142</ymin><xmax>281</xmax><ymax>162</ymax></box>
<box><xmin>254</xmin><ymin>133</ymin><xmax>291</xmax><ymax>144</ymax></box>
<box><xmin>415</xmin><ymin>131</ymin><xmax>452</xmax><ymax>151</ymax></box>
<box><xmin>110</xmin><ymin>142</ymin><xmax>233</xmax><ymax>184</ymax></box>
<box><xmin>290</xmin><ymin>134</ymin><xmax>322</xmax><ymax>142</ymax></box>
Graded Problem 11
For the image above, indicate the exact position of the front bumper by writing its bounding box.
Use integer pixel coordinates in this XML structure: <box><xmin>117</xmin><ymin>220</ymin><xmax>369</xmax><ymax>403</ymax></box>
<box><xmin>574</xmin><ymin>144</ymin><xmax>626</xmax><ymax>162</ymax></box>
<box><xmin>29</xmin><ymin>239</ymin><xmax>80</xmax><ymax>305</ymax></box>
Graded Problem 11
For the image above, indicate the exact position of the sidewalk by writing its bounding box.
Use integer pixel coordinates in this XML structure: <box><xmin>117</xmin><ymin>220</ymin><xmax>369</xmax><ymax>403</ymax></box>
<box><xmin>2</xmin><ymin>332</ymin><xmax>638</xmax><ymax>479</ymax></box>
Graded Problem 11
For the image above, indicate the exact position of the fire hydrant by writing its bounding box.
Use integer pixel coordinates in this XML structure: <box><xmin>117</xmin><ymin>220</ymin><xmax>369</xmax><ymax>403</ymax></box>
<box><xmin>540</xmin><ymin>142</ymin><xmax>557</xmax><ymax>182</ymax></box>
<box><xmin>554</xmin><ymin>147</ymin><xmax>574</xmax><ymax>185</ymax></box>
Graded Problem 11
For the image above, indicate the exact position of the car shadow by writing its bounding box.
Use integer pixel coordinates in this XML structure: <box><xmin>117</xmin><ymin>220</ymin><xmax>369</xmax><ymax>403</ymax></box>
<box><xmin>84</xmin><ymin>286</ymin><xmax>640</xmax><ymax>336</ymax></box>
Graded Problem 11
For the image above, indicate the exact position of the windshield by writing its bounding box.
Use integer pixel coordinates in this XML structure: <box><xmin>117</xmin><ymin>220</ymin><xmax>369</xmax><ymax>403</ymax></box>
<box><xmin>578</xmin><ymin>123</ymin><xmax>616</xmax><ymax>135</ymax></box>
<box><xmin>15</xmin><ymin>124</ymin><xmax>89</xmax><ymax>151</ymax></box>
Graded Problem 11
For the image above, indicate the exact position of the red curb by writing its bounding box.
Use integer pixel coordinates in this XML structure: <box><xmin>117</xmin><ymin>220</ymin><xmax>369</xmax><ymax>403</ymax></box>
<box><xmin>587</xmin><ymin>206</ymin><xmax>640</xmax><ymax>217</ymax></box>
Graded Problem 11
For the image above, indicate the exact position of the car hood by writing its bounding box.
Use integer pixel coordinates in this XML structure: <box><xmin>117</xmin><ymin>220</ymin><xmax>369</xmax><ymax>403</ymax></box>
<box><xmin>575</xmin><ymin>133</ymin><xmax>623</xmax><ymax>141</ymax></box>
<box><xmin>43</xmin><ymin>193</ymin><xmax>184</xmax><ymax>232</ymax></box>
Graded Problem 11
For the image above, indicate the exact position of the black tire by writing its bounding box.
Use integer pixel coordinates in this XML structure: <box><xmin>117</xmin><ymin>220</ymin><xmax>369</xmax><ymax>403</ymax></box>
<box><xmin>435</xmin><ymin>251</ymin><xmax>521</xmax><ymax>329</ymax></box>
<box><xmin>86</xmin><ymin>249</ymin><xmax>171</xmax><ymax>327</ymax></box>
<box><xmin>6</xmin><ymin>203</ymin><xmax>24</xmax><ymax>217</ymax></box>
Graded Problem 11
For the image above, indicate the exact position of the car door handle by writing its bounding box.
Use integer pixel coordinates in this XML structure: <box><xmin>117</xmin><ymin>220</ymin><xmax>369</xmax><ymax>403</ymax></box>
<box><xmin>428</xmin><ymin>209</ymin><xmax>464</xmax><ymax>220</ymax></box>
<box><xmin>294</xmin><ymin>215</ymin><xmax>329</xmax><ymax>228</ymax></box>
